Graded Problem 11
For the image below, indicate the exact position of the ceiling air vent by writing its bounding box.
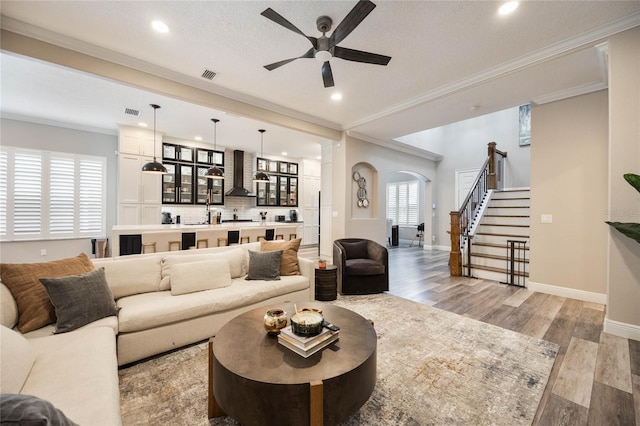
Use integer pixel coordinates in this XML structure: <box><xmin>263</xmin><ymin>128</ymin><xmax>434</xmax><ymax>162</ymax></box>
<box><xmin>201</xmin><ymin>69</ymin><xmax>218</xmax><ymax>80</ymax></box>
<box><xmin>124</xmin><ymin>108</ymin><xmax>140</xmax><ymax>116</ymax></box>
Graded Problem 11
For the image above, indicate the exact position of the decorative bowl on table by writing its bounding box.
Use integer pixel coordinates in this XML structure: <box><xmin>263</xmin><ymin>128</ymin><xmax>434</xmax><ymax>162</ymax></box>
<box><xmin>263</xmin><ymin>309</ymin><xmax>288</xmax><ymax>335</ymax></box>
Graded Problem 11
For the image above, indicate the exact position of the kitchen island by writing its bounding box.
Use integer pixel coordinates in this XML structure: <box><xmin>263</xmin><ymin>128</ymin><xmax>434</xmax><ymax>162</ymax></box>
<box><xmin>111</xmin><ymin>222</ymin><xmax>303</xmax><ymax>256</ymax></box>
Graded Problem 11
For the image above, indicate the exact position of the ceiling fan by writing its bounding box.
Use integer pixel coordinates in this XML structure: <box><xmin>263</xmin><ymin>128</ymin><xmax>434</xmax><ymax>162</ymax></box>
<box><xmin>261</xmin><ymin>0</ymin><xmax>391</xmax><ymax>88</ymax></box>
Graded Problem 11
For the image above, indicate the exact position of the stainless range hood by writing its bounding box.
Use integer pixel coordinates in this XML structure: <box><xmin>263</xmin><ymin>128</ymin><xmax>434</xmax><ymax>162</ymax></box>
<box><xmin>225</xmin><ymin>150</ymin><xmax>256</xmax><ymax>197</ymax></box>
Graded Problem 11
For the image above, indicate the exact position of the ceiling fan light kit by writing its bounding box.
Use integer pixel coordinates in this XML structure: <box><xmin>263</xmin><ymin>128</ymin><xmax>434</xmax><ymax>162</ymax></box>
<box><xmin>261</xmin><ymin>0</ymin><xmax>391</xmax><ymax>88</ymax></box>
<box><xmin>141</xmin><ymin>104</ymin><xmax>168</xmax><ymax>174</ymax></box>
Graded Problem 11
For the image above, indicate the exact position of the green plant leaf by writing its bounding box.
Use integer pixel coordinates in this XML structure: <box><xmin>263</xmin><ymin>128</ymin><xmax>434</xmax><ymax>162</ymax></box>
<box><xmin>623</xmin><ymin>173</ymin><xmax>640</xmax><ymax>194</ymax></box>
<box><xmin>606</xmin><ymin>221</ymin><xmax>640</xmax><ymax>244</ymax></box>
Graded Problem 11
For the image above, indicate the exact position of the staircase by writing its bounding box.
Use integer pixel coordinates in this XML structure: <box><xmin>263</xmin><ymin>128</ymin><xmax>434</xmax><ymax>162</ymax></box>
<box><xmin>466</xmin><ymin>189</ymin><xmax>530</xmax><ymax>285</ymax></box>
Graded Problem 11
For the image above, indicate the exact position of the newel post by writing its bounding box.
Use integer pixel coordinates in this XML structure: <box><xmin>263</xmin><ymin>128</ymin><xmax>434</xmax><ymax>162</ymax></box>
<box><xmin>449</xmin><ymin>211</ymin><xmax>462</xmax><ymax>276</ymax></box>
<box><xmin>488</xmin><ymin>141</ymin><xmax>497</xmax><ymax>190</ymax></box>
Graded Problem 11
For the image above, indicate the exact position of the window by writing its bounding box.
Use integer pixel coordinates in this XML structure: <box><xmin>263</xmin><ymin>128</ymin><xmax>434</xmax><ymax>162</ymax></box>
<box><xmin>387</xmin><ymin>181</ymin><xmax>419</xmax><ymax>226</ymax></box>
<box><xmin>0</xmin><ymin>147</ymin><xmax>106</xmax><ymax>241</ymax></box>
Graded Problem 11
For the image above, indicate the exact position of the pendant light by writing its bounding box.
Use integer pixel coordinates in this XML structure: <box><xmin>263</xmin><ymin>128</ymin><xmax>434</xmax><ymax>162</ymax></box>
<box><xmin>141</xmin><ymin>104</ymin><xmax>167</xmax><ymax>174</ymax></box>
<box><xmin>253</xmin><ymin>129</ymin><xmax>270</xmax><ymax>182</ymax></box>
<box><xmin>205</xmin><ymin>118</ymin><xmax>224</xmax><ymax>179</ymax></box>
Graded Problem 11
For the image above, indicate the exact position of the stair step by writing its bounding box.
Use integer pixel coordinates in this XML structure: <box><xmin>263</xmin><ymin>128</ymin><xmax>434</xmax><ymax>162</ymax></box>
<box><xmin>487</xmin><ymin>206</ymin><xmax>529</xmax><ymax>209</ymax></box>
<box><xmin>473</xmin><ymin>242</ymin><xmax>530</xmax><ymax>250</ymax></box>
<box><xmin>476</xmin><ymin>232</ymin><xmax>530</xmax><ymax>238</ymax></box>
<box><xmin>470</xmin><ymin>264</ymin><xmax>529</xmax><ymax>277</ymax></box>
<box><xmin>484</xmin><ymin>215</ymin><xmax>530</xmax><ymax>218</ymax></box>
<box><xmin>480</xmin><ymin>223</ymin><xmax>529</xmax><ymax>228</ymax></box>
<box><xmin>471</xmin><ymin>253</ymin><xmax>529</xmax><ymax>263</ymax></box>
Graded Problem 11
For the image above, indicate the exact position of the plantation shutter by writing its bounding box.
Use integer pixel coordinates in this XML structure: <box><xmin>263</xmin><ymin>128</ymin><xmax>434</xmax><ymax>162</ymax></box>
<box><xmin>13</xmin><ymin>151</ymin><xmax>42</xmax><ymax>237</ymax></box>
<box><xmin>0</xmin><ymin>150</ymin><xmax>7</xmax><ymax>238</ymax></box>
<box><xmin>50</xmin><ymin>154</ymin><xmax>75</xmax><ymax>235</ymax></box>
<box><xmin>78</xmin><ymin>156</ymin><xmax>105</xmax><ymax>235</ymax></box>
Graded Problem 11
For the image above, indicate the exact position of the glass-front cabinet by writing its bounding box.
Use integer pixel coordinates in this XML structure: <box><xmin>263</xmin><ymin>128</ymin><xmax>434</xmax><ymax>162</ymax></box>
<box><xmin>196</xmin><ymin>166</ymin><xmax>224</xmax><ymax>205</ymax></box>
<box><xmin>163</xmin><ymin>143</ymin><xmax>193</xmax><ymax>163</ymax></box>
<box><xmin>256</xmin><ymin>175</ymin><xmax>278</xmax><ymax>206</ymax></box>
<box><xmin>256</xmin><ymin>157</ymin><xmax>298</xmax><ymax>207</ymax></box>
<box><xmin>162</xmin><ymin>163</ymin><xmax>194</xmax><ymax>204</ymax></box>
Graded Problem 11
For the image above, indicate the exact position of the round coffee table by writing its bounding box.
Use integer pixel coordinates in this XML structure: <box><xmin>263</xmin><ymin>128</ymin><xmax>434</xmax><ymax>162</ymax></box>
<box><xmin>209</xmin><ymin>303</ymin><xmax>377</xmax><ymax>425</ymax></box>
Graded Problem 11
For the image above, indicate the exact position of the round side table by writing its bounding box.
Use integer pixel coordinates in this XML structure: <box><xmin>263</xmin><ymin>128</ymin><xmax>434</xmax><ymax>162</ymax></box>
<box><xmin>315</xmin><ymin>265</ymin><xmax>338</xmax><ymax>301</ymax></box>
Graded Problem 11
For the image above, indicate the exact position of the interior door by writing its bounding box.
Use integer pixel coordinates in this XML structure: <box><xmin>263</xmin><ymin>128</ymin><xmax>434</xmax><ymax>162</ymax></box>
<box><xmin>455</xmin><ymin>168</ymin><xmax>480</xmax><ymax>210</ymax></box>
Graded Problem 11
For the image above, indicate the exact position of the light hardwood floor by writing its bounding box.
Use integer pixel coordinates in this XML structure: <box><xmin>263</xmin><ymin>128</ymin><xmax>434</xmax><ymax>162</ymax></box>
<box><xmin>301</xmin><ymin>245</ymin><xmax>639</xmax><ymax>425</ymax></box>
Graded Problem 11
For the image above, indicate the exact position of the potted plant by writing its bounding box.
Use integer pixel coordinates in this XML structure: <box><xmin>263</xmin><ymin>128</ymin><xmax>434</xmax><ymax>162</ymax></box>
<box><xmin>606</xmin><ymin>173</ymin><xmax>640</xmax><ymax>244</ymax></box>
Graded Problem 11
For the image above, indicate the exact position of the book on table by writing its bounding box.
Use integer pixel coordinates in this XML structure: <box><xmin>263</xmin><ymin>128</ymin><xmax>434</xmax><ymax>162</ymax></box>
<box><xmin>279</xmin><ymin>326</ymin><xmax>338</xmax><ymax>349</ymax></box>
<box><xmin>278</xmin><ymin>332</ymin><xmax>339</xmax><ymax>358</ymax></box>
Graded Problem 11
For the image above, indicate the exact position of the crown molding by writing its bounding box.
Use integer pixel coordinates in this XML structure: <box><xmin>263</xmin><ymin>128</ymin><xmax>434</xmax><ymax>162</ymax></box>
<box><xmin>532</xmin><ymin>81</ymin><xmax>608</xmax><ymax>105</ymax></box>
<box><xmin>1</xmin><ymin>112</ymin><xmax>117</xmax><ymax>136</ymax></box>
<box><xmin>343</xmin><ymin>12</ymin><xmax>640</xmax><ymax>131</ymax></box>
<box><xmin>346</xmin><ymin>131</ymin><xmax>443</xmax><ymax>162</ymax></box>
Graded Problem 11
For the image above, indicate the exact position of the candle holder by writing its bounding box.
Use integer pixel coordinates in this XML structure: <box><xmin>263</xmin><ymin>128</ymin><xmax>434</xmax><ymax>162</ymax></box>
<box><xmin>318</xmin><ymin>259</ymin><xmax>327</xmax><ymax>269</ymax></box>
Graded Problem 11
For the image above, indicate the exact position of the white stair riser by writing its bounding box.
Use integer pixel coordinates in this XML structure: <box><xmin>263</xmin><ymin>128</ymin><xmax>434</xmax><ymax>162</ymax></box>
<box><xmin>477</xmin><ymin>225</ymin><xmax>530</xmax><ymax>236</ymax></box>
<box><xmin>486</xmin><ymin>207</ymin><xmax>530</xmax><ymax>216</ymax></box>
<box><xmin>489</xmin><ymin>198</ymin><xmax>530</xmax><ymax>208</ymax></box>
<box><xmin>481</xmin><ymin>216</ymin><xmax>530</xmax><ymax>226</ymax></box>
<box><xmin>469</xmin><ymin>255</ymin><xmax>529</xmax><ymax>270</ymax></box>
<box><xmin>493</xmin><ymin>190</ymin><xmax>531</xmax><ymax>200</ymax></box>
<box><xmin>473</xmin><ymin>235</ymin><xmax>530</xmax><ymax>246</ymax></box>
<box><xmin>471</xmin><ymin>245</ymin><xmax>530</xmax><ymax>258</ymax></box>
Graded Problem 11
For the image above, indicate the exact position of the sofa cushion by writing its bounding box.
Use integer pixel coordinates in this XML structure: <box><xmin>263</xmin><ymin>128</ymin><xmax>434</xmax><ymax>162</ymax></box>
<box><xmin>345</xmin><ymin>258</ymin><xmax>385</xmax><ymax>276</ymax></box>
<box><xmin>39</xmin><ymin>268</ymin><xmax>119</xmax><ymax>334</ymax></box>
<box><xmin>0</xmin><ymin>394</ymin><xmax>78</xmax><ymax>426</ymax></box>
<box><xmin>160</xmin><ymin>248</ymin><xmax>246</xmax><ymax>290</ymax></box>
<box><xmin>0</xmin><ymin>253</ymin><xmax>95</xmax><ymax>333</ymax></box>
<box><xmin>170</xmin><ymin>259</ymin><xmax>232</xmax><ymax>296</ymax></box>
<box><xmin>260</xmin><ymin>238</ymin><xmax>301</xmax><ymax>276</ymax></box>
<box><xmin>340</xmin><ymin>240</ymin><xmax>369</xmax><ymax>260</ymax></box>
<box><xmin>1</xmin><ymin>283</ymin><xmax>18</xmax><ymax>329</ymax></box>
<box><xmin>93</xmin><ymin>255</ymin><xmax>162</xmax><ymax>299</ymax></box>
<box><xmin>0</xmin><ymin>325</ymin><xmax>35</xmax><ymax>394</ymax></box>
<box><xmin>246</xmin><ymin>250</ymin><xmax>282</xmax><ymax>281</ymax></box>
<box><xmin>117</xmin><ymin>276</ymin><xmax>309</xmax><ymax>333</ymax></box>
<box><xmin>22</xmin><ymin>327</ymin><xmax>121</xmax><ymax>426</ymax></box>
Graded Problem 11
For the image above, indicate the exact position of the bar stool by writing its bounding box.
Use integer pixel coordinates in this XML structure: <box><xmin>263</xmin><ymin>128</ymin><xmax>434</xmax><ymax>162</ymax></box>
<box><xmin>241</xmin><ymin>227</ymin><xmax>266</xmax><ymax>243</ymax></box>
<box><xmin>257</xmin><ymin>229</ymin><xmax>275</xmax><ymax>242</ymax></box>
<box><xmin>142</xmin><ymin>242</ymin><xmax>157</xmax><ymax>253</ymax></box>
<box><xmin>196</xmin><ymin>228</ymin><xmax>229</xmax><ymax>248</ymax></box>
<box><xmin>142</xmin><ymin>231</ymin><xmax>183</xmax><ymax>253</ymax></box>
<box><xmin>275</xmin><ymin>226</ymin><xmax>297</xmax><ymax>241</ymax></box>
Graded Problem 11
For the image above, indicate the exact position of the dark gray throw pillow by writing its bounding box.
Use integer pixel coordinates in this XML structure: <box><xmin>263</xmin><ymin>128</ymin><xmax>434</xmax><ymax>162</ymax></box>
<box><xmin>341</xmin><ymin>240</ymin><xmax>369</xmax><ymax>259</ymax></box>
<box><xmin>40</xmin><ymin>267</ymin><xmax>118</xmax><ymax>334</ymax></box>
<box><xmin>246</xmin><ymin>250</ymin><xmax>282</xmax><ymax>281</ymax></box>
<box><xmin>0</xmin><ymin>394</ymin><xmax>78</xmax><ymax>426</ymax></box>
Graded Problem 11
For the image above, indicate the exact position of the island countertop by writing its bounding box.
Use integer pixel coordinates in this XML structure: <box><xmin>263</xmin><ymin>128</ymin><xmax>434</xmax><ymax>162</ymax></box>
<box><xmin>112</xmin><ymin>221</ymin><xmax>302</xmax><ymax>232</ymax></box>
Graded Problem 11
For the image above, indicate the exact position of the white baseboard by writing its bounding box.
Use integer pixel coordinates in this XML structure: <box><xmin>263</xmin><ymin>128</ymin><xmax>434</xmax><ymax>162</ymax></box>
<box><xmin>604</xmin><ymin>318</ymin><xmax>640</xmax><ymax>341</ymax></box>
<box><xmin>527</xmin><ymin>281</ymin><xmax>607</xmax><ymax>305</ymax></box>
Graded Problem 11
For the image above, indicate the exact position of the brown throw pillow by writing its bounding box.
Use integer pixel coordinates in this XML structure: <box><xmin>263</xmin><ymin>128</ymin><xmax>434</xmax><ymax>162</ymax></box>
<box><xmin>260</xmin><ymin>238</ymin><xmax>301</xmax><ymax>276</ymax></box>
<box><xmin>1</xmin><ymin>253</ymin><xmax>95</xmax><ymax>333</ymax></box>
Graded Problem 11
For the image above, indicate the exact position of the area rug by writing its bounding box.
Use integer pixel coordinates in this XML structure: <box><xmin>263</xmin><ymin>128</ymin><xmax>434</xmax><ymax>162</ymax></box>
<box><xmin>119</xmin><ymin>293</ymin><xmax>558</xmax><ymax>425</ymax></box>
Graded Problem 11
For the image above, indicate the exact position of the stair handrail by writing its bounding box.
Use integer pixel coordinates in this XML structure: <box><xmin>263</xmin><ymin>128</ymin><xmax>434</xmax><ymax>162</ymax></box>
<box><xmin>449</xmin><ymin>142</ymin><xmax>507</xmax><ymax>276</ymax></box>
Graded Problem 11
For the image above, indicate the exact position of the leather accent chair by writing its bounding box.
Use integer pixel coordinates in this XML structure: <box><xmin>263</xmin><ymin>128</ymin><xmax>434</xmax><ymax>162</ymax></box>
<box><xmin>333</xmin><ymin>238</ymin><xmax>389</xmax><ymax>295</ymax></box>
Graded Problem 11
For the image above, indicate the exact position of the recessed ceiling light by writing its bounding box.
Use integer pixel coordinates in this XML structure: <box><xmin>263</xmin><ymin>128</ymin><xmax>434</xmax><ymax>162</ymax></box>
<box><xmin>331</xmin><ymin>92</ymin><xmax>343</xmax><ymax>101</ymax></box>
<box><xmin>281</xmin><ymin>152</ymin><xmax>288</xmax><ymax>156</ymax></box>
<box><xmin>498</xmin><ymin>2</ymin><xmax>519</xmax><ymax>16</ymax></box>
<box><xmin>151</xmin><ymin>20</ymin><xmax>169</xmax><ymax>33</ymax></box>
<box><xmin>194</xmin><ymin>136</ymin><xmax>203</xmax><ymax>141</ymax></box>
<box><xmin>138</xmin><ymin>122</ymin><xmax>148</xmax><ymax>127</ymax></box>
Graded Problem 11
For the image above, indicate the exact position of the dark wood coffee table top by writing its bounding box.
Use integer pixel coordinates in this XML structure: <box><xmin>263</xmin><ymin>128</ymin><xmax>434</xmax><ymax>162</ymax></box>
<box><xmin>210</xmin><ymin>302</ymin><xmax>377</xmax><ymax>425</ymax></box>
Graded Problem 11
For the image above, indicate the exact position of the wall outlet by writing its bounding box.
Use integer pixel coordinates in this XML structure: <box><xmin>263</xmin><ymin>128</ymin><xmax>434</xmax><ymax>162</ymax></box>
<box><xmin>432</xmin><ymin>235</ymin><xmax>436</xmax><ymax>242</ymax></box>
<box><xmin>541</xmin><ymin>214</ymin><xmax>553</xmax><ymax>224</ymax></box>
<box><xmin>40</xmin><ymin>249</ymin><xmax>47</xmax><ymax>256</ymax></box>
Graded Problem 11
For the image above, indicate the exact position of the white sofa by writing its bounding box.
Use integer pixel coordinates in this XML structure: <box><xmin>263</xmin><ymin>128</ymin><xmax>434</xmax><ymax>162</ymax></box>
<box><xmin>0</xmin><ymin>241</ymin><xmax>315</xmax><ymax>425</ymax></box>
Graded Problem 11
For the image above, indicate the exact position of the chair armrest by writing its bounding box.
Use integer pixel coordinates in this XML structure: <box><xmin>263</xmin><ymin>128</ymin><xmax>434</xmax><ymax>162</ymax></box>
<box><xmin>367</xmin><ymin>241</ymin><xmax>388</xmax><ymax>265</ymax></box>
<box><xmin>298</xmin><ymin>257</ymin><xmax>316</xmax><ymax>300</ymax></box>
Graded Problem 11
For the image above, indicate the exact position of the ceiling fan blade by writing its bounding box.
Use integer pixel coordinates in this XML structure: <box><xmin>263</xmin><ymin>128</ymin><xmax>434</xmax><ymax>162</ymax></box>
<box><xmin>329</xmin><ymin>0</ymin><xmax>376</xmax><ymax>48</ymax></box>
<box><xmin>264</xmin><ymin>48</ymin><xmax>315</xmax><ymax>71</ymax></box>
<box><xmin>333</xmin><ymin>45</ymin><xmax>391</xmax><ymax>65</ymax></box>
<box><xmin>261</xmin><ymin>8</ymin><xmax>318</xmax><ymax>48</ymax></box>
<box><xmin>321</xmin><ymin>61</ymin><xmax>335</xmax><ymax>88</ymax></box>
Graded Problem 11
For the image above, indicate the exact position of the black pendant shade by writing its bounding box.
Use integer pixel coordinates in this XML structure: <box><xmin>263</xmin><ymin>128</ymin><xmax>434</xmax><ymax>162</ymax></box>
<box><xmin>141</xmin><ymin>104</ymin><xmax>167</xmax><ymax>174</ymax></box>
<box><xmin>253</xmin><ymin>129</ymin><xmax>270</xmax><ymax>182</ymax></box>
<box><xmin>205</xmin><ymin>118</ymin><xmax>225</xmax><ymax>179</ymax></box>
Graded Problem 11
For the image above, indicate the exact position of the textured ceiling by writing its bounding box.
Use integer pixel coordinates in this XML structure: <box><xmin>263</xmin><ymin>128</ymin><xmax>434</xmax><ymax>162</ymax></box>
<box><xmin>1</xmin><ymin>1</ymin><xmax>639</xmax><ymax>159</ymax></box>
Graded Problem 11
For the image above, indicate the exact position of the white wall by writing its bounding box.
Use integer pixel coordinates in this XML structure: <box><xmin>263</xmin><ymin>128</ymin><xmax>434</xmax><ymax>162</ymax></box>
<box><xmin>433</xmin><ymin>107</ymin><xmax>530</xmax><ymax>248</ymax></box>
<box><xmin>0</xmin><ymin>118</ymin><xmax>118</xmax><ymax>262</ymax></box>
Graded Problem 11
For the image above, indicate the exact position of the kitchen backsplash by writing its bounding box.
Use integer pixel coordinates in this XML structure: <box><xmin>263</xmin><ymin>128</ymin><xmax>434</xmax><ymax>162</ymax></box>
<box><xmin>160</xmin><ymin>203</ymin><xmax>301</xmax><ymax>224</ymax></box>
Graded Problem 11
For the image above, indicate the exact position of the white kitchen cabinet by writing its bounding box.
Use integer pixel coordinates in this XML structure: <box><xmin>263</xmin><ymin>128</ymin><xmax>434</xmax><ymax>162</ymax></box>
<box><xmin>119</xmin><ymin>127</ymin><xmax>158</xmax><ymax>157</ymax></box>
